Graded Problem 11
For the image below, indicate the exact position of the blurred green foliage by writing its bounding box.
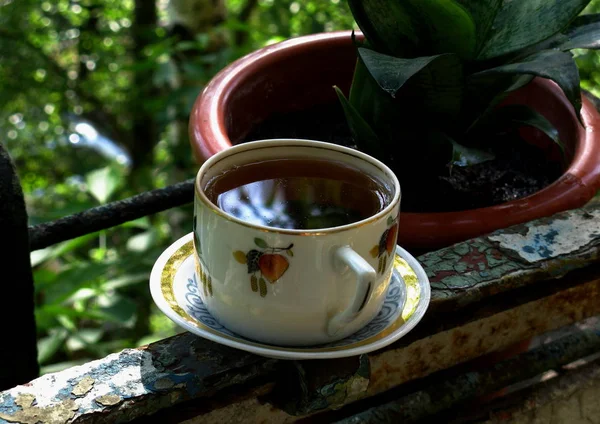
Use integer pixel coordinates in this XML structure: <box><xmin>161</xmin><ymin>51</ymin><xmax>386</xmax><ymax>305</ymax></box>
<box><xmin>579</xmin><ymin>1</ymin><xmax>600</xmax><ymax>97</ymax></box>
<box><xmin>0</xmin><ymin>0</ymin><xmax>599</xmax><ymax>374</ymax></box>
<box><xmin>0</xmin><ymin>0</ymin><xmax>355</xmax><ymax>373</ymax></box>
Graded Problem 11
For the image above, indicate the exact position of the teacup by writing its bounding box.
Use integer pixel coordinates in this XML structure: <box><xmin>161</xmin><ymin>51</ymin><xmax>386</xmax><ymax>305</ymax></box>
<box><xmin>193</xmin><ymin>139</ymin><xmax>401</xmax><ymax>346</ymax></box>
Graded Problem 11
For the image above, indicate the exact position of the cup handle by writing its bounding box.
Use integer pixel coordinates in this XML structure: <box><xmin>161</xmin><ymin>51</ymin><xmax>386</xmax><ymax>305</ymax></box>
<box><xmin>327</xmin><ymin>245</ymin><xmax>377</xmax><ymax>336</ymax></box>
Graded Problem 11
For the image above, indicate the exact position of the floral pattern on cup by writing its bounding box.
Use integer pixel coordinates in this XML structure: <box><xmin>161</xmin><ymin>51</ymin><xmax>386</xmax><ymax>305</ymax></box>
<box><xmin>233</xmin><ymin>238</ymin><xmax>294</xmax><ymax>297</ymax></box>
<box><xmin>193</xmin><ymin>213</ymin><xmax>212</xmax><ymax>298</ymax></box>
<box><xmin>370</xmin><ymin>215</ymin><xmax>399</xmax><ymax>274</ymax></box>
<box><xmin>193</xmin><ymin>246</ymin><xmax>213</xmax><ymax>298</ymax></box>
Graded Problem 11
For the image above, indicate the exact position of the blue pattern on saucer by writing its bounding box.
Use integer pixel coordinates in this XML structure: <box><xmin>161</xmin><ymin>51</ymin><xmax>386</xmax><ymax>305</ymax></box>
<box><xmin>183</xmin><ymin>270</ymin><xmax>406</xmax><ymax>348</ymax></box>
<box><xmin>183</xmin><ymin>273</ymin><xmax>238</xmax><ymax>337</ymax></box>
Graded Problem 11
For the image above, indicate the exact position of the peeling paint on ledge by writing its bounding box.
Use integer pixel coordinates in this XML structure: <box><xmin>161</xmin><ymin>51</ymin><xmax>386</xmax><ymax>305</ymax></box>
<box><xmin>420</xmin><ymin>206</ymin><xmax>600</xmax><ymax>306</ymax></box>
<box><xmin>0</xmin><ymin>334</ymin><xmax>278</xmax><ymax>424</ymax></box>
<box><xmin>488</xmin><ymin>209</ymin><xmax>600</xmax><ymax>262</ymax></box>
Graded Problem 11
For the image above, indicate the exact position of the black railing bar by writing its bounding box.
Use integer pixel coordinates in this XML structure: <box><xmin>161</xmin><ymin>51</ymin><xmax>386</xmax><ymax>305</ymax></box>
<box><xmin>28</xmin><ymin>179</ymin><xmax>195</xmax><ymax>252</ymax></box>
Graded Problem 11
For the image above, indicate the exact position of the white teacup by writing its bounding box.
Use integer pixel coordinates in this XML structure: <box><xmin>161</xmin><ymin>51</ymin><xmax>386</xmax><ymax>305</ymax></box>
<box><xmin>193</xmin><ymin>139</ymin><xmax>401</xmax><ymax>346</ymax></box>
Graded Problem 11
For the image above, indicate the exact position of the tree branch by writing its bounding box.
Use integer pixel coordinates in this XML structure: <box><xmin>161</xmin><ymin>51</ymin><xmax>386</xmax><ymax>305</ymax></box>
<box><xmin>235</xmin><ymin>0</ymin><xmax>259</xmax><ymax>46</ymax></box>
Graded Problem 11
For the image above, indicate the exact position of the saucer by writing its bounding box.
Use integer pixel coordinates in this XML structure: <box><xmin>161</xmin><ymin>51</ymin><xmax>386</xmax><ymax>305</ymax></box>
<box><xmin>150</xmin><ymin>233</ymin><xmax>431</xmax><ymax>360</ymax></box>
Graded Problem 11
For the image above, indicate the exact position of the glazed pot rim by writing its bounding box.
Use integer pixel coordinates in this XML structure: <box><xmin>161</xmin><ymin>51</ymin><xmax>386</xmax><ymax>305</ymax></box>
<box><xmin>189</xmin><ymin>30</ymin><xmax>600</xmax><ymax>248</ymax></box>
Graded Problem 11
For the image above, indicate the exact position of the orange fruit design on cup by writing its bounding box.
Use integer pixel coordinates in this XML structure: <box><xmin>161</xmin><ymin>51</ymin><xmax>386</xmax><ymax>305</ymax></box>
<box><xmin>233</xmin><ymin>238</ymin><xmax>294</xmax><ymax>297</ymax></box>
<box><xmin>370</xmin><ymin>215</ymin><xmax>399</xmax><ymax>274</ymax></box>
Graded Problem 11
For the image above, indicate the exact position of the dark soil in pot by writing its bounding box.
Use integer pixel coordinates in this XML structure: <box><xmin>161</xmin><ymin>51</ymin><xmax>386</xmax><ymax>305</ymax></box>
<box><xmin>241</xmin><ymin>102</ymin><xmax>563</xmax><ymax>213</ymax></box>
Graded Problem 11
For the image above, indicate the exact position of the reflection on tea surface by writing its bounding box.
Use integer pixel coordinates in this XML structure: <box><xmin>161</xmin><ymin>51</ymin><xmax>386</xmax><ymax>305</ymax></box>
<box><xmin>205</xmin><ymin>158</ymin><xmax>390</xmax><ymax>230</ymax></box>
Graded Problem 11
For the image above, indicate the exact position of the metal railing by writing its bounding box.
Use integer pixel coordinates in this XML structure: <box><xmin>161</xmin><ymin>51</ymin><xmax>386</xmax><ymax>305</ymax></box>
<box><xmin>0</xmin><ymin>144</ymin><xmax>196</xmax><ymax>391</ymax></box>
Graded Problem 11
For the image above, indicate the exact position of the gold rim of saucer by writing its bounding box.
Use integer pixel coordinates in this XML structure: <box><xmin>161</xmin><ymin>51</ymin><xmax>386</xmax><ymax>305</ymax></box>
<box><xmin>160</xmin><ymin>240</ymin><xmax>422</xmax><ymax>353</ymax></box>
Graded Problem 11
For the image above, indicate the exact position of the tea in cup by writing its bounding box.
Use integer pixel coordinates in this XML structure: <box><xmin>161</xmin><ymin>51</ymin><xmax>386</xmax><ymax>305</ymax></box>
<box><xmin>193</xmin><ymin>139</ymin><xmax>401</xmax><ymax>346</ymax></box>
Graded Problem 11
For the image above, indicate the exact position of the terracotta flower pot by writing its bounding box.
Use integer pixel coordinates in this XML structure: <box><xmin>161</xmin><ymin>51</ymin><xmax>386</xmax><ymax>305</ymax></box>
<box><xmin>189</xmin><ymin>31</ymin><xmax>600</xmax><ymax>250</ymax></box>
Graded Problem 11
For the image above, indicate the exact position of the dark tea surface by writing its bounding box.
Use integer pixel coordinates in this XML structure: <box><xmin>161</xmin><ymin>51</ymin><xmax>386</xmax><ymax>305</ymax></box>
<box><xmin>204</xmin><ymin>158</ymin><xmax>391</xmax><ymax>230</ymax></box>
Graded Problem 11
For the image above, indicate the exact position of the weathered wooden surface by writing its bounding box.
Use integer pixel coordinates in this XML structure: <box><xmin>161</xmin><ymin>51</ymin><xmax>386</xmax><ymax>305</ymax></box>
<box><xmin>1</xmin><ymin>205</ymin><xmax>600</xmax><ymax>423</ymax></box>
<box><xmin>332</xmin><ymin>331</ymin><xmax>600</xmax><ymax>424</ymax></box>
<box><xmin>170</xmin><ymin>280</ymin><xmax>600</xmax><ymax>423</ymax></box>
<box><xmin>447</xmin><ymin>352</ymin><xmax>600</xmax><ymax>423</ymax></box>
<box><xmin>423</xmin><ymin>205</ymin><xmax>600</xmax><ymax>309</ymax></box>
<box><xmin>271</xmin><ymin>355</ymin><xmax>370</xmax><ymax>416</ymax></box>
<box><xmin>0</xmin><ymin>336</ymin><xmax>278</xmax><ymax>424</ymax></box>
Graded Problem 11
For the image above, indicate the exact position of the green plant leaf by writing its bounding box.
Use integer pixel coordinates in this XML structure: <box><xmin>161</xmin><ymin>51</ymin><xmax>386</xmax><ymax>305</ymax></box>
<box><xmin>43</xmin><ymin>261</ymin><xmax>112</xmax><ymax>305</ymax></box>
<box><xmin>455</xmin><ymin>0</ymin><xmax>502</xmax><ymax>54</ymax></box>
<box><xmin>85</xmin><ymin>165</ymin><xmax>122</xmax><ymax>204</ymax></box>
<box><xmin>66</xmin><ymin>329</ymin><xmax>104</xmax><ymax>352</ymax></box>
<box><xmin>512</xmin><ymin>14</ymin><xmax>600</xmax><ymax>58</ymax></box>
<box><xmin>347</xmin><ymin>56</ymin><xmax>400</xmax><ymax>149</ymax></box>
<box><xmin>30</xmin><ymin>232</ymin><xmax>99</xmax><ymax>268</ymax></box>
<box><xmin>37</xmin><ymin>328</ymin><xmax>69</xmax><ymax>365</ymax></box>
<box><xmin>451</xmin><ymin>140</ymin><xmax>496</xmax><ymax>167</ymax></box>
<box><xmin>96</xmin><ymin>294</ymin><xmax>137</xmax><ymax>326</ymax></box>
<box><xmin>103</xmin><ymin>273</ymin><xmax>150</xmax><ymax>291</ymax></box>
<box><xmin>463</xmin><ymin>74</ymin><xmax>535</xmax><ymax>136</ymax></box>
<box><xmin>126</xmin><ymin>230</ymin><xmax>157</xmax><ymax>252</ymax></box>
<box><xmin>355</xmin><ymin>48</ymin><xmax>464</xmax><ymax>122</ymax></box>
<box><xmin>405</xmin><ymin>0</ymin><xmax>477</xmax><ymax>59</ymax></box>
<box><xmin>254</xmin><ymin>238</ymin><xmax>268</xmax><ymax>248</ymax></box>
<box><xmin>347</xmin><ymin>0</ymin><xmax>419</xmax><ymax>56</ymax></box>
<box><xmin>470</xmin><ymin>50</ymin><xmax>582</xmax><ymax>121</ymax></box>
<box><xmin>481</xmin><ymin>104</ymin><xmax>565</xmax><ymax>156</ymax></box>
<box><xmin>357</xmin><ymin>48</ymin><xmax>449</xmax><ymax>98</ymax></box>
<box><xmin>334</xmin><ymin>85</ymin><xmax>386</xmax><ymax>159</ymax></box>
<box><xmin>478</xmin><ymin>0</ymin><xmax>590</xmax><ymax>60</ymax></box>
<box><xmin>558</xmin><ymin>14</ymin><xmax>600</xmax><ymax>51</ymax></box>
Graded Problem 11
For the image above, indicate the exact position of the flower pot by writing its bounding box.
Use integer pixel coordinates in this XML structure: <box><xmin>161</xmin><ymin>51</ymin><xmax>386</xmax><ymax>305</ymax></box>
<box><xmin>189</xmin><ymin>31</ymin><xmax>600</xmax><ymax>250</ymax></box>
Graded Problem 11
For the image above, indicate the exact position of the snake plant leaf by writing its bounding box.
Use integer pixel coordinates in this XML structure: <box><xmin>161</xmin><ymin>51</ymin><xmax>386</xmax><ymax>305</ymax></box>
<box><xmin>486</xmin><ymin>105</ymin><xmax>565</xmax><ymax>156</ymax></box>
<box><xmin>511</xmin><ymin>14</ymin><xmax>600</xmax><ymax>59</ymax></box>
<box><xmin>478</xmin><ymin>0</ymin><xmax>590</xmax><ymax>60</ymax></box>
<box><xmin>347</xmin><ymin>0</ymin><xmax>419</xmax><ymax>57</ymax></box>
<box><xmin>558</xmin><ymin>14</ymin><xmax>600</xmax><ymax>51</ymax></box>
<box><xmin>356</xmin><ymin>48</ymin><xmax>448</xmax><ymax>98</ymax></box>
<box><xmin>356</xmin><ymin>48</ymin><xmax>464</xmax><ymax>122</ymax></box>
<box><xmin>423</xmin><ymin>130</ymin><xmax>494</xmax><ymax>167</ymax></box>
<box><xmin>451</xmin><ymin>139</ymin><xmax>495</xmax><ymax>167</ymax></box>
<box><xmin>404</xmin><ymin>0</ymin><xmax>477</xmax><ymax>60</ymax></box>
<box><xmin>463</xmin><ymin>74</ymin><xmax>535</xmax><ymax>135</ymax></box>
<box><xmin>455</xmin><ymin>0</ymin><xmax>502</xmax><ymax>54</ymax></box>
<box><xmin>469</xmin><ymin>50</ymin><xmax>582</xmax><ymax>121</ymax></box>
<box><xmin>334</xmin><ymin>86</ymin><xmax>386</xmax><ymax>159</ymax></box>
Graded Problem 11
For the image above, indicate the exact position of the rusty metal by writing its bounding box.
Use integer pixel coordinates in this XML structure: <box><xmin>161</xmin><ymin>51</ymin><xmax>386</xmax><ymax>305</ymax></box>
<box><xmin>330</xmin><ymin>331</ymin><xmax>600</xmax><ymax>424</ymax></box>
<box><xmin>0</xmin><ymin>144</ymin><xmax>39</xmax><ymax>391</ymax></box>
<box><xmin>28</xmin><ymin>179</ymin><xmax>194</xmax><ymax>251</ymax></box>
